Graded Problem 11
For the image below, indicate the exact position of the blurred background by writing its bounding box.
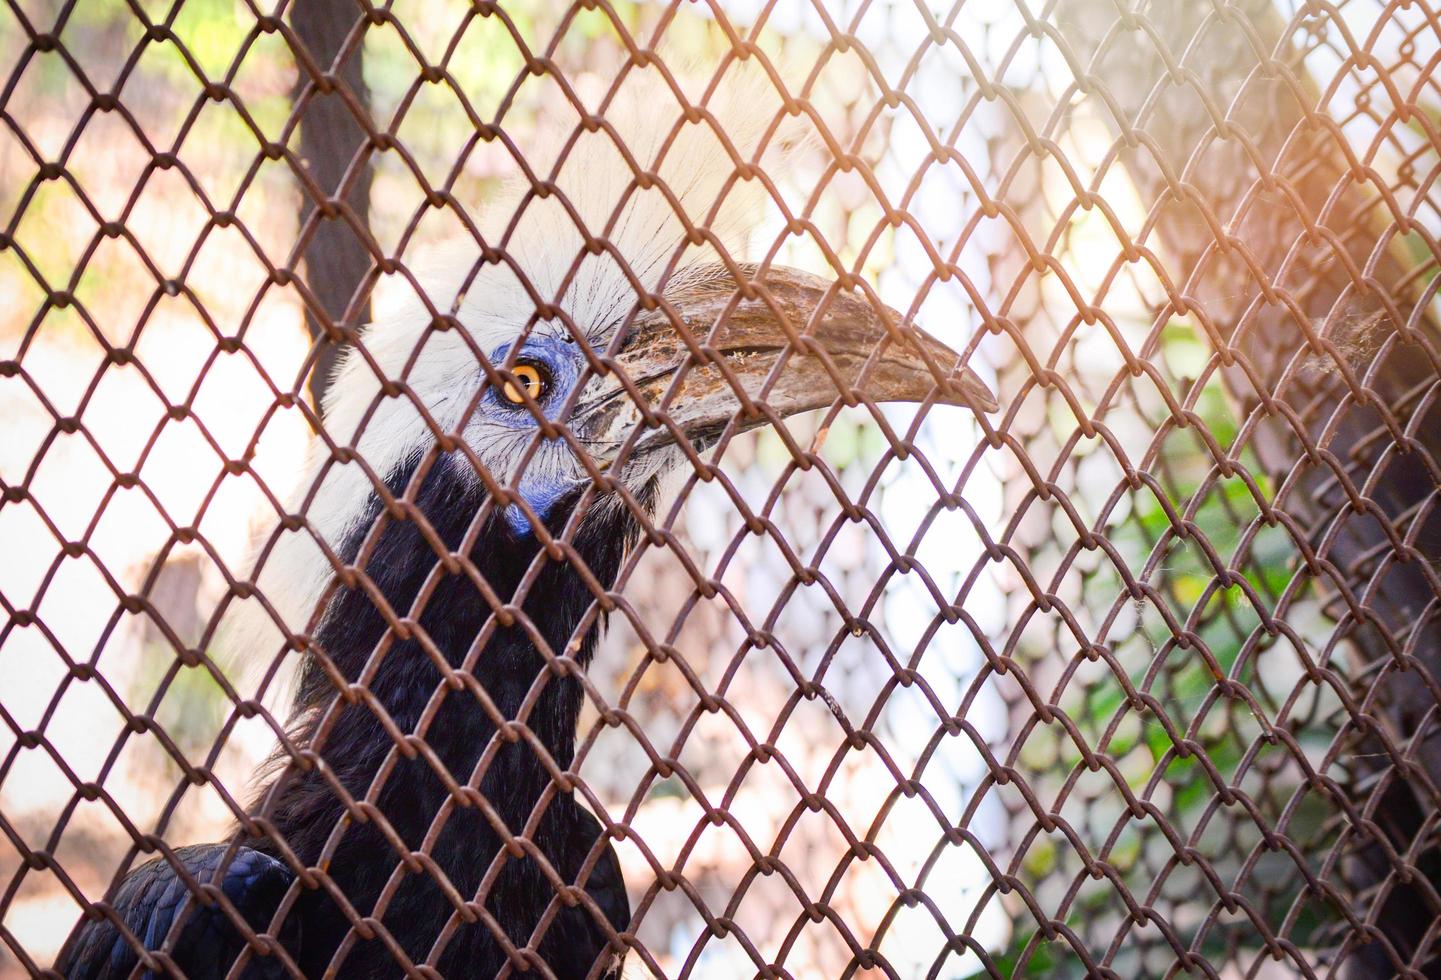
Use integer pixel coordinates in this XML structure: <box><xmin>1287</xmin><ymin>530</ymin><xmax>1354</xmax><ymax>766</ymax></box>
<box><xmin>2</xmin><ymin>0</ymin><xmax>1439</xmax><ymax>977</ymax></box>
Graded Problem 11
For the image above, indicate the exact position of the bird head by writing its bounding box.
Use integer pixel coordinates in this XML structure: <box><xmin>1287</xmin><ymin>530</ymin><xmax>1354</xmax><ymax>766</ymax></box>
<box><xmin>323</xmin><ymin>76</ymin><xmax>994</xmax><ymax>539</ymax></box>
<box><xmin>420</xmin><ymin>259</ymin><xmax>996</xmax><ymax>537</ymax></box>
<box><xmin>238</xmin><ymin>66</ymin><xmax>995</xmax><ymax>661</ymax></box>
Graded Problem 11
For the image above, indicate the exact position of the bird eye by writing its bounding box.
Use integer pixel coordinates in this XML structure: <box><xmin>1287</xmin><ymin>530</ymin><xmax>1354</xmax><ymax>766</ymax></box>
<box><xmin>500</xmin><ymin>362</ymin><xmax>549</xmax><ymax>405</ymax></box>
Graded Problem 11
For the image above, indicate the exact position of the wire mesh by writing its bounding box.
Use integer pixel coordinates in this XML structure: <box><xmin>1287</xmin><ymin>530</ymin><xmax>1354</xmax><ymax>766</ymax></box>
<box><xmin>0</xmin><ymin>0</ymin><xmax>1439</xmax><ymax>977</ymax></box>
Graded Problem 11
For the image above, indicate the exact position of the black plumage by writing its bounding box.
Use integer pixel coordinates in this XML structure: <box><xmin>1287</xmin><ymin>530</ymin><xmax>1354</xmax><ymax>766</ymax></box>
<box><xmin>62</xmin><ymin>452</ymin><xmax>636</xmax><ymax>978</ymax></box>
<box><xmin>60</xmin><ymin>845</ymin><xmax>294</xmax><ymax>979</ymax></box>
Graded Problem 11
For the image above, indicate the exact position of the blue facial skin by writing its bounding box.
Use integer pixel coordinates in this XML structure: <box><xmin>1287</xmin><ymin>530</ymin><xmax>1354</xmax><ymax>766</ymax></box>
<box><xmin>481</xmin><ymin>336</ymin><xmax>586</xmax><ymax>536</ymax></box>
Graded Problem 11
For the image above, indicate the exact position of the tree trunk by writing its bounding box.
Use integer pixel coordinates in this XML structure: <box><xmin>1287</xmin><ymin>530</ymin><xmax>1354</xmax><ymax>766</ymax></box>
<box><xmin>290</xmin><ymin>0</ymin><xmax>374</xmax><ymax>411</ymax></box>
<box><xmin>1055</xmin><ymin>1</ymin><xmax>1441</xmax><ymax>974</ymax></box>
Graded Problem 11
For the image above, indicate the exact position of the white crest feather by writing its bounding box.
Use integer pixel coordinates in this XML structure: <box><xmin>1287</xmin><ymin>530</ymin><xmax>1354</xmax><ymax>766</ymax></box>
<box><xmin>222</xmin><ymin>59</ymin><xmax>803</xmax><ymax>694</ymax></box>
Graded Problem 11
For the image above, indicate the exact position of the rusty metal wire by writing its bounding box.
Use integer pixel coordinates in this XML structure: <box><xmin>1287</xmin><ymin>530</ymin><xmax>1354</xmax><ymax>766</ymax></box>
<box><xmin>0</xmin><ymin>0</ymin><xmax>1439</xmax><ymax>977</ymax></box>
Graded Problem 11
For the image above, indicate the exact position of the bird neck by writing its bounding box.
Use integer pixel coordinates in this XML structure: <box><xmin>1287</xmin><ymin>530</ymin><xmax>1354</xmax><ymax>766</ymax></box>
<box><xmin>265</xmin><ymin>453</ymin><xmax>640</xmax><ymax>852</ymax></box>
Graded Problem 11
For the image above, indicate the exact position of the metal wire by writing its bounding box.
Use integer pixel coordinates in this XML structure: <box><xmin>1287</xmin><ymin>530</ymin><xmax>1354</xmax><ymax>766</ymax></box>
<box><xmin>0</xmin><ymin>0</ymin><xmax>1438</xmax><ymax>977</ymax></box>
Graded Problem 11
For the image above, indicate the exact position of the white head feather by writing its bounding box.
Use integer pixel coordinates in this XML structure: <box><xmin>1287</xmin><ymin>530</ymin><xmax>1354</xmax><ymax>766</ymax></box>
<box><xmin>225</xmin><ymin>62</ymin><xmax>800</xmax><ymax>686</ymax></box>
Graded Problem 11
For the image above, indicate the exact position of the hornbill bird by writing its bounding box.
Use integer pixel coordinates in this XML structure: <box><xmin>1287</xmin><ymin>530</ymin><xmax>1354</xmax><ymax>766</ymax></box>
<box><xmin>59</xmin><ymin>73</ymin><xmax>997</xmax><ymax>979</ymax></box>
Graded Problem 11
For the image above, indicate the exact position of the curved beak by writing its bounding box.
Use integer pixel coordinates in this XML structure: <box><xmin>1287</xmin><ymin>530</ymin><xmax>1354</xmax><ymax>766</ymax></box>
<box><xmin>573</xmin><ymin>264</ymin><xmax>997</xmax><ymax>458</ymax></box>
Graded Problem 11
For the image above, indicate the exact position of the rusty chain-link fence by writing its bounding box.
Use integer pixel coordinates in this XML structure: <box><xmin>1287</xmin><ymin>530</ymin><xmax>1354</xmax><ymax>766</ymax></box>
<box><xmin>2</xmin><ymin>0</ymin><xmax>1440</xmax><ymax>977</ymax></box>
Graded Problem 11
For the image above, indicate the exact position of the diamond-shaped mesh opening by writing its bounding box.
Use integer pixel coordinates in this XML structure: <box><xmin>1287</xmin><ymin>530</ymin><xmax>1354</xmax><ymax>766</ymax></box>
<box><xmin>2</xmin><ymin>0</ymin><xmax>1440</xmax><ymax>978</ymax></box>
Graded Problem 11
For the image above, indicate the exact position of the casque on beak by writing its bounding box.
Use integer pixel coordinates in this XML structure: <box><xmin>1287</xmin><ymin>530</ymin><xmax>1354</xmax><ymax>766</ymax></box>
<box><xmin>574</xmin><ymin>264</ymin><xmax>998</xmax><ymax>460</ymax></box>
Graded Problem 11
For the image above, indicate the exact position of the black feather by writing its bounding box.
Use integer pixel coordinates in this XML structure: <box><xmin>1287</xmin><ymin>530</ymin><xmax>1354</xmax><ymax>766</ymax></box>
<box><xmin>63</xmin><ymin>450</ymin><xmax>640</xmax><ymax>977</ymax></box>
<box><xmin>61</xmin><ymin>844</ymin><xmax>293</xmax><ymax>979</ymax></box>
<box><xmin>266</xmin><ymin>453</ymin><xmax>636</xmax><ymax>976</ymax></box>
